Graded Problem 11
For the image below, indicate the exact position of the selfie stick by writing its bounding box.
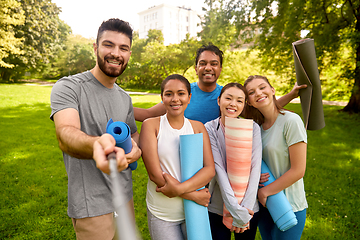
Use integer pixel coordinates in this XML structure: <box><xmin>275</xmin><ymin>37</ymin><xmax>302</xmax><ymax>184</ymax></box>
<box><xmin>108</xmin><ymin>153</ymin><xmax>139</xmax><ymax>240</ymax></box>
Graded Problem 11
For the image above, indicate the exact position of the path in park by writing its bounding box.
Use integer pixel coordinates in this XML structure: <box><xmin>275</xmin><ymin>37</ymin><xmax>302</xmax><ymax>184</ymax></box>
<box><xmin>22</xmin><ymin>79</ymin><xmax>347</xmax><ymax>106</ymax></box>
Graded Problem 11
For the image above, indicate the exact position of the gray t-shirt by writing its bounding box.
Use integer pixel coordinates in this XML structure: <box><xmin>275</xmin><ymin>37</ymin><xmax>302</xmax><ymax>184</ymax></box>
<box><xmin>50</xmin><ymin>71</ymin><xmax>137</xmax><ymax>219</ymax></box>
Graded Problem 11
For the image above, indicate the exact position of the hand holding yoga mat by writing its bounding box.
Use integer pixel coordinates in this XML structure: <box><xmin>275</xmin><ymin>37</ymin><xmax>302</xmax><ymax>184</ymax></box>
<box><xmin>292</xmin><ymin>38</ymin><xmax>325</xmax><ymax>130</ymax></box>
<box><xmin>106</xmin><ymin>118</ymin><xmax>137</xmax><ymax>170</ymax></box>
<box><xmin>260</xmin><ymin>161</ymin><xmax>298</xmax><ymax>231</ymax></box>
<box><xmin>179</xmin><ymin>133</ymin><xmax>212</xmax><ymax>240</ymax></box>
<box><xmin>223</xmin><ymin>117</ymin><xmax>253</xmax><ymax>229</ymax></box>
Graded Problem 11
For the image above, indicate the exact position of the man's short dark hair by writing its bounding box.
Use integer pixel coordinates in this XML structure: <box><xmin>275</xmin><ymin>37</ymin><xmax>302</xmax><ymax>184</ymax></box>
<box><xmin>195</xmin><ymin>43</ymin><xmax>224</xmax><ymax>67</ymax></box>
<box><xmin>96</xmin><ymin>18</ymin><xmax>133</xmax><ymax>45</ymax></box>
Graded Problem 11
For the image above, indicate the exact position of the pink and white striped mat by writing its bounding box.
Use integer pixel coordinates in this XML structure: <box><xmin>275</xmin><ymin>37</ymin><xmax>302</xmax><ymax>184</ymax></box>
<box><xmin>223</xmin><ymin>117</ymin><xmax>253</xmax><ymax>229</ymax></box>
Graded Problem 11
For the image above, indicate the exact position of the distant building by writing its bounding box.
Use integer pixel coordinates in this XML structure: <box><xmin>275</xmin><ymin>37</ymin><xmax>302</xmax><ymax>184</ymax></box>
<box><xmin>138</xmin><ymin>4</ymin><xmax>201</xmax><ymax>45</ymax></box>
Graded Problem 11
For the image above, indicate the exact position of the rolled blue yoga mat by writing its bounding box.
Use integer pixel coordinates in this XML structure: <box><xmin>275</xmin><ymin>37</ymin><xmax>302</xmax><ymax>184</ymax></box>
<box><xmin>106</xmin><ymin>118</ymin><xmax>137</xmax><ymax>170</ymax></box>
<box><xmin>261</xmin><ymin>161</ymin><xmax>297</xmax><ymax>231</ymax></box>
<box><xmin>179</xmin><ymin>133</ymin><xmax>212</xmax><ymax>240</ymax></box>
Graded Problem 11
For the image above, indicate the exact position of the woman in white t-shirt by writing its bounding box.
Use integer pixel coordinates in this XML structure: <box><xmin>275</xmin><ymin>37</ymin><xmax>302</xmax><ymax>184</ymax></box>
<box><xmin>139</xmin><ymin>74</ymin><xmax>215</xmax><ymax>240</ymax></box>
<box><xmin>244</xmin><ymin>75</ymin><xmax>308</xmax><ymax>240</ymax></box>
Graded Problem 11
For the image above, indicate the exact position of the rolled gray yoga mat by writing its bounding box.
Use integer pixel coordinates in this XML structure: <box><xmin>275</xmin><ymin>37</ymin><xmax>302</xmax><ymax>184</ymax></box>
<box><xmin>292</xmin><ymin>38</ymin><xmax>325</xmax><ymax>130</ymax></box>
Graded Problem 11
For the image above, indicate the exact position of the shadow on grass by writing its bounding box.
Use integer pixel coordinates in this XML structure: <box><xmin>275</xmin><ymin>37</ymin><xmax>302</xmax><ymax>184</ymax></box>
<box><xmin>286</xmin><ymin>104</ymin><xmax>360</xmax><ymax>239</ymax></box>
<box><xmin>0</xmin><ymin>101</ymin><xmax>157</xmax><ymax>240</ymax></box>
<box><xmin>0</xmin><ymin>103</ymin><xmax>73</xmax><ymax>239</ymax></box>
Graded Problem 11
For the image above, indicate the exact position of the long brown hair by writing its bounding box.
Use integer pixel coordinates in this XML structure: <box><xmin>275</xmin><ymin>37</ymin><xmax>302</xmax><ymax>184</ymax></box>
<box><xmin>243</xmin><ymin>75</ymin><xmax>284</xmax><ymax>125</ymax></box>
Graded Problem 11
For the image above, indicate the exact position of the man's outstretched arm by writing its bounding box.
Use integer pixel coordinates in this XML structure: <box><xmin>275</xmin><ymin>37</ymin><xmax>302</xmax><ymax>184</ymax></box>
<box><xmin>133</xmin><ymin>102</ymin><xmax>166</xmax><ymax>122</ymax></box>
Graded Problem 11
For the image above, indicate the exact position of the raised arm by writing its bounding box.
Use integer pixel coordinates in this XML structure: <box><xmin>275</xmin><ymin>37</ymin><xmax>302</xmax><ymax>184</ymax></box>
<box><xmin>54</xmin><ymin>108</ymin><xmax>99</xmax><ymax>159</ymax></box>
<box><xmin>277</xmin><ymin>82</ymin><xmax>307</xmax><ymax>107</ymax></box>
<box><xmin>134</xmin><ymin>102</ymin><xmax>166</xmax><ymax>122</ymax></box>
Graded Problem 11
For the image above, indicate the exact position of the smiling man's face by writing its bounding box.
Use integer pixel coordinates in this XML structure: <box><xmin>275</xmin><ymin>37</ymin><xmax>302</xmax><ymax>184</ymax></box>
<box><xmin>95</xmin><ymin>30</ymin><xmax>132</xmax><ymax>78</ymax></box>
<box><xmin>195</xmin><ymin>50</ymin><xmax>222</xmax><ymax>86</ymax></box>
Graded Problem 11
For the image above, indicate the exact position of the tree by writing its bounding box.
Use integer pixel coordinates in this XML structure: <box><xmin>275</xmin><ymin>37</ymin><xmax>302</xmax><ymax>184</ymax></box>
<box><xmin>0</xmin><ymin>0</ymin><xmax>25</xmax><ymax>69</ymax></box>
<box><xmin>41</xmin><ymin>34</ymin><xmax>95</xmax><ymax>79</ymax></box>
<box><xmin>119</xmin><ymin>29</ymin><xmax>166</xmax><ymax>88</ymax></box>
<box><xmin>120</xmin><ymin>30</ymin><xmax>200</xmax><ymax>89</ymax></box>
<box><xmin>0</xmin><ymin>0</ymin><xmax>70</xmax><ymax>81</ymax></box>
<box><xmin>175</xmin><ymin>34</ymin><xmax>200</xmax><ymax>76</ymax></box>
<box><xmin>146</xmin><ymin>29</ymin><xmax>164</xmax><ymax>45</ymax></box>
<box><xmin>229</xmin><ymin>0</ymin><xmax>360</xmax><ymax>113</ymax></box>
<box><xmin>199</xmin><ymin>0</ymin><xmax>237</xmax><ymax>50</ymax></box>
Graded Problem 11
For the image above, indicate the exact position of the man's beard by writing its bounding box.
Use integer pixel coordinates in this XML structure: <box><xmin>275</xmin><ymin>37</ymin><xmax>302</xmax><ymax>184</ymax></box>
<box><xmin>97</xmin><ymin>53</ymin><xmax>128</xmax><ymax>78</ymax></box>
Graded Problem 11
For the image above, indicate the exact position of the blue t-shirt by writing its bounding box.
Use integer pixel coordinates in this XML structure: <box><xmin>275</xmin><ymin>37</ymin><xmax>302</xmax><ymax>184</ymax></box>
<box><xmin>184</xmin><ymin>82</ymin><xmax>223</xmax><ymax>124</ymax></box>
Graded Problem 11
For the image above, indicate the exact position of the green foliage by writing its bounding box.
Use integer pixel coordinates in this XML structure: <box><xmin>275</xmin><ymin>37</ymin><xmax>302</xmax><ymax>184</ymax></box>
<box><xmin>146</xmin><ymin>29</ymin><xmax>164</xmax><ymax>45</ymax></box>
<box><xmin>0</xmin><ymin>0</ymin><xmax>355</xmax><ymax>104</ymax></box>
<box><xmin>172</xmin><ymin>34</ymin><xmax>200</xmax><ymax>75</ymax></box>
<box><xmin>0</xmin><ymin>0</ymin><xmax>25</xmax><ymax>68</ymax></box>
<box><xmin>0</xmin><ymin>0</ymin><xmax>71</xmax><ymax>81</ymax></box>
<box><xmin>320</xmin><ymin>46</ymin><xmax>353</xmax><ymax>102</ymax></box>
<box><xmin>120</xmin><ymin>31</ymin><xmax>200</xmax><ymax>90</ymax></box>
<box><xmin>218</xmin><ymin>49</ymin><xmax>266</xmax><ymax>85</ymax></box>
<box><xmin>229</xmin><ymin>0</ymin><xmax>360</xmax><ymax>112</ymax></box>
<box><xmin>199</xmin><ymin>0</ymin><xmax>237</xmax><ymax>50</ymax></box>
<box><xmin>215</xmin><ymin>47</ymin><xmax>353</xmax><ymax>102</ymax></box>
<box><xmin>125</xmin><ymin>38</ymin><xmax>352</xmax><ymax>102</ymax></box>
<box><xmin>41</xmin><ymin>34</ymin><xmax>96</xmax><ymax>79</ymax></box>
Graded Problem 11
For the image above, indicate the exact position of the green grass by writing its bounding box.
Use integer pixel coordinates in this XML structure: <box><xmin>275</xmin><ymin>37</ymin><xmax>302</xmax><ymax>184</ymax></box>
<box><xmin>123</xmin><ymin>88</ymin><xmax>161</xmax><ymax>94</ymax></box>
<box><xmin>0</xmin><ymin>84</ymin><xmax>359</xmax><ymax>239</ymax></box>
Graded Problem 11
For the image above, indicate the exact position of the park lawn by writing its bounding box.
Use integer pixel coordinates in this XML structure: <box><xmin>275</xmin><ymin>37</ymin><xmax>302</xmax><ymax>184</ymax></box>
<box><xmin>0</xmin><ymin>84</ymin><xmax>359</xmax><ymax>239</ymax></box>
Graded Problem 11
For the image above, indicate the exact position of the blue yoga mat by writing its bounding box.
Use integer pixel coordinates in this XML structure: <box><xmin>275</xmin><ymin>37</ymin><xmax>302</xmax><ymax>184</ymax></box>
<box><xmin>261</xmin><ymin>161</ymin><xmax>297</xmax><ymax>231</ymax></box>
<box><xmin>179</xmin><ymin>133</ymin><xmax>212</xmax><ymax>240</ymax></box>
<box><xmin>106</xmin><ymin>118</ymin><xmax>137</xmax><ymax>170</ymax></box>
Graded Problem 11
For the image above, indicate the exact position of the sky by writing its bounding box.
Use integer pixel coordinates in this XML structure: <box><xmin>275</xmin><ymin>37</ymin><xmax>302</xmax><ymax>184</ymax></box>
<box><xmin>52</xmin><ymin>0</ymin><xmax>207</xmax><ymax>39</ymax></box>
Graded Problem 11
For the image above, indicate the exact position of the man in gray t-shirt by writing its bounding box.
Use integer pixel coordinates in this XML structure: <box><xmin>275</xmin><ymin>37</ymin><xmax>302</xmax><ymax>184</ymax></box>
<box><xmin>50</xmin><ymin>19</ymin><xmax>141</xmax><ymax>240</ymax></box>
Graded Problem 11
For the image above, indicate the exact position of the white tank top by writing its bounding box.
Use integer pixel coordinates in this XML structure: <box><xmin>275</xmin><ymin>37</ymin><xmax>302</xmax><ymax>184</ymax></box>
<box><xmin>146</xmin><ymin>114</ymin><xmax>194</xmax><ymax>222</ymax></box>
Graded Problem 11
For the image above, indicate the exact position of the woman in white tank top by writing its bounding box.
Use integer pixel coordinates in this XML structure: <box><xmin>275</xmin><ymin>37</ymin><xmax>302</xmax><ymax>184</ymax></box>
<box><xmin>140</xmin><ymin>74</ymin><xmax>215</xmax><ymax>240</ymax></box>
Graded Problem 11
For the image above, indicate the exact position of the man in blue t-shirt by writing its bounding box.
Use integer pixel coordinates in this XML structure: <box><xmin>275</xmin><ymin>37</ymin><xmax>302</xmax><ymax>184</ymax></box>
<box><xmin>134</xmin><ymin>44</ymin><xmax>224</xmax><ymax>124</ymax></box>
<box><xmin>134</xmin><ymin>44</ymin><xmax>304</xmax><ymax>124</ymax></box>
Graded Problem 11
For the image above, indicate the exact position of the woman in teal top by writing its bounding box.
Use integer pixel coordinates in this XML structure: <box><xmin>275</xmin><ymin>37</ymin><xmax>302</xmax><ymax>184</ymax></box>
<box><xmin>244</xmin><ymin>75</ymin><xmax>308</xmax><ymax>240</ymax></box>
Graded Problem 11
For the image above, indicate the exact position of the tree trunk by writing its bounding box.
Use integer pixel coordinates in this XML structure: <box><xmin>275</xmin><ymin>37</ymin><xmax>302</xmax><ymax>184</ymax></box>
<box><xmin>1</xmin><ymin>70</ymin><xmax>12</xmax><ymax>82</ymax></box>
<box><xmin>342</xmin><ymin>79</ymin><xmax>360</xmax><ymax>113</ymax></box>
<box><xmin>342</xmin><ymin>6</ymin><xmax>360</xmax><ymax>114</ymax></box>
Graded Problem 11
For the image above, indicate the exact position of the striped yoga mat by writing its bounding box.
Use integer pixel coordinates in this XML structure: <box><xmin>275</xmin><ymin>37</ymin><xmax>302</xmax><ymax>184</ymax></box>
<box><xmin>223</xmin><ymin>117</ymin><xmax>253</xmax><ymax>229</ymax></box>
